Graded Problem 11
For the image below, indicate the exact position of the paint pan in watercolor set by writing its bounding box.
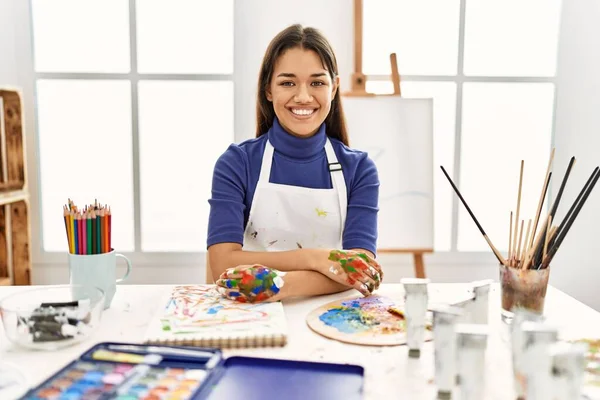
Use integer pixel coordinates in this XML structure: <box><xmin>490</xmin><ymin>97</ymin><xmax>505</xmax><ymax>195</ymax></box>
<box><xmin>19</xmin><ymin>341</ymin><xmax>364</xmax><ymax>400</ymax></box>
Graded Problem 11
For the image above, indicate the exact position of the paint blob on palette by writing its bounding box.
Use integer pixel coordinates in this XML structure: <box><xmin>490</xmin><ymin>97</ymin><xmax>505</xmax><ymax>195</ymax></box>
<box><xmin>23</xmin><ymin>361</ymin><xmax>207</xmax><ymax>400</ymax></box>
<box><xmin>306</xmin><ymin>295</ymin><xmax>433</xmax><ymax>346</ymax></box>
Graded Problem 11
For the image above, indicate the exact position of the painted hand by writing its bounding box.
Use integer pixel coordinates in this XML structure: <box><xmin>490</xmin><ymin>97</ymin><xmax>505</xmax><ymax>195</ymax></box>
<box><xmin>327</xmin><ymin>250</ymin><xmax>383</xmax><ymax>296</ymax></box>
<box><xmin>215</xmin><ymin>264</ymin><xmax>286</xmax><ymax>303</ymax></box>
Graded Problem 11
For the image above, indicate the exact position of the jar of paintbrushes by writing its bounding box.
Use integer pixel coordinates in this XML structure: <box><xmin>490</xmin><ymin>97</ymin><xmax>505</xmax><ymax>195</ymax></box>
<box><xmin>441</xmin><ymin>150</ymin><xmax>599</xmax><ymax>323</ymax></box>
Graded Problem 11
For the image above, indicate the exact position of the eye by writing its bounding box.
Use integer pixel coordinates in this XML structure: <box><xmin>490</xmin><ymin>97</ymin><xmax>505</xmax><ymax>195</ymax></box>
<box><xmin>311</xmin><ymin>81</ymin><xmax>326</xmax><ymax>87</ymax></box>
<box><xmin>280</xmin><ymin>81</ymin><xmax>295</xmax><ymax>87</ymax></box>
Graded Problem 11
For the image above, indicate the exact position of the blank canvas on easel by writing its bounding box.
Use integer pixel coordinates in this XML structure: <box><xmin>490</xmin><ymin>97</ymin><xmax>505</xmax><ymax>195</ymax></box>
<box><xmin>341</xmin><ymin>96</ymin><xmax>434</xmax><ymax>250</ymax></box>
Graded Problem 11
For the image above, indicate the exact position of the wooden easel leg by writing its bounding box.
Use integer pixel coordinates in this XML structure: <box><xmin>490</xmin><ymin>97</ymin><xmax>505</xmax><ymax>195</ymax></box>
<box><xmin>413</xmin><ymin>253</ymin><xmax>426</xmax><ymax>278</ymax></box>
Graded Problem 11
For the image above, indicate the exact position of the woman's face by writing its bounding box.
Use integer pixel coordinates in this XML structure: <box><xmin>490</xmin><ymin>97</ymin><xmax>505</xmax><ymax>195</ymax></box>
<box><xmin>267</xmin><ymin>47</ymin><xmax>339</xmax><ymax>138</ymax></box>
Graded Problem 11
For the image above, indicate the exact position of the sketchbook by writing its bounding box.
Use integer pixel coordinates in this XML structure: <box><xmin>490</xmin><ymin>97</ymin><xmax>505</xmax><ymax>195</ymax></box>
<box><xmin>143</xmin><ymin>285</ymin><xmax>288</xmax><ymax>348</ymax></box>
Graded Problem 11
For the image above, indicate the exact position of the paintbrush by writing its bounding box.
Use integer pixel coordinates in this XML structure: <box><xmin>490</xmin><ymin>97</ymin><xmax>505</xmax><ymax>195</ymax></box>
<box><xmin>540</xmin><ymin>167</ymin><xmax>600</xmax><ymax>268</ymax></box>
<box><xmin>529</xmin><ymin>157</ymin><xmax>575</xmax><ymax>268</ymax></box>
<box><xmin>440</xmin><ymin>166</ymin><xmax>506</xmax><ymax>265</ymax></box>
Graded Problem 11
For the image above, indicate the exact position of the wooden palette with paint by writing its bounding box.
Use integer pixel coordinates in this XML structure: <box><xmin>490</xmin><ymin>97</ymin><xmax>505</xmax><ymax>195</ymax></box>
<box><xmin>306</xmin><ymin>295</ymin><xmax>433</xmax><ymax>346</ymax></box>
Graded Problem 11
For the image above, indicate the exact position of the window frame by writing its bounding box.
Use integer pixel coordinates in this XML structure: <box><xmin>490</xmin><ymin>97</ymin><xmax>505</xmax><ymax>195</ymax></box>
<box><xmin>20</xmin><ymin>0</ymin><xmax>558</xmax><ymax>270</ymax></box>
<box><xmin>363</xmin><ymin>0</ymin><xmax>558</xmax><ymax>253</ymax></box>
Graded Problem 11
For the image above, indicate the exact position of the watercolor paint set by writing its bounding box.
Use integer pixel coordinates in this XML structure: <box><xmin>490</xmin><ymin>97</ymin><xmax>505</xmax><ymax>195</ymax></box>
<box><xmin>20</xmin><ymin>342</ymin><xmax>364</xmax><ymax>400</ymax></box>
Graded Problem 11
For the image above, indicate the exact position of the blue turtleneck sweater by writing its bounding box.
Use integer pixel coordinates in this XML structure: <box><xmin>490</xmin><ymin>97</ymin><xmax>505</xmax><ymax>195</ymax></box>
<box><xmin>207</xmin><ymin>118</ymin><xmax>380</xmax><ymax>255</ymax></box>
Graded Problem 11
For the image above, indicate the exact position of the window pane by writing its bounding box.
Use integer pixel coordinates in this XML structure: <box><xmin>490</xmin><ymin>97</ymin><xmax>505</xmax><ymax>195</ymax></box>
<box><xmin>363</xmin><ymin>0</ymin><xmax>460</xmax><ymax>75</ymax></box>
<box><xmin>366</xmin><ymin>81</ymin><xmax>457</xmax><ymax>251</ymax></box>
<box><xmin>136</xmin><ymin>0</ymin><xmax>233</xmax><ymax>74</ymax></box>
<box><xmin>138</xmin><ymin>81</ymin><xmax>234</xmax><ymax>251</ymax></box>
<box><xmin>31</xmin><ymin>0</ymin><xmax>130</xmax><ymax>73</ymax></box>
<box><xmin>464</xmin><ymin>0</ymin><xmax>562</xmax><ymax>76</ymax></box>
<box><xmin>36</xmin><ymin>80</ymin><xmax>135</xmax><ymax>252</ymax></box>
<box><xmin>458</xmin><ymin>83</ymin><xmax>555</xmax><ymax>252</ymax></box>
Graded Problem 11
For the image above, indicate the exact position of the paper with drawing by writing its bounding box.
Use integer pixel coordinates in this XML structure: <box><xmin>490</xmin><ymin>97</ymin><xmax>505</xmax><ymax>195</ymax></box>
<box><xmin>144</xmin><ymin>285</ymin><xmax>288</xmax><ymax>346</ymax></box>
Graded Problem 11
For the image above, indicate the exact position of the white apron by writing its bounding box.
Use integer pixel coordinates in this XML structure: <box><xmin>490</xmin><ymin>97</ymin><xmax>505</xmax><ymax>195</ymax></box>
<box><xmin>242</xmin><ymin>138</ymin><xmax>347</xmax><ymax>251</ymax></box>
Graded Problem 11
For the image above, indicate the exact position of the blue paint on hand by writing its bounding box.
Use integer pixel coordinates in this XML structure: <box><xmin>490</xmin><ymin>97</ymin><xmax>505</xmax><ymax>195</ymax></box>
<box><xmin>270</xmin><ymin>284</ymin><xmax>280</xmax><ymax>294</ymax></box>
<box><xmin>251</xmin><ymin>286</ymin><xmax>263</xmax><ymax>295</ymax></box>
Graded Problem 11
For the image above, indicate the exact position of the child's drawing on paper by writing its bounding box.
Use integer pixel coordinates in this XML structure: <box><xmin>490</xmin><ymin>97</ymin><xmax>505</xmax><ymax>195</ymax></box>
<box><xmin>161</xmin><ymin>285</ymin><xmax>276</xmax><ymax>334</ymax></box>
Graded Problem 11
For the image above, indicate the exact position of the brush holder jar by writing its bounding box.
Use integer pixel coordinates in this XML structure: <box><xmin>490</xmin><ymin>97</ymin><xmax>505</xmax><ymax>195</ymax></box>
<box><xmin>499</xmin><ymin>263</ymin><xmax>550</xmax><ymax>324</ymax></box>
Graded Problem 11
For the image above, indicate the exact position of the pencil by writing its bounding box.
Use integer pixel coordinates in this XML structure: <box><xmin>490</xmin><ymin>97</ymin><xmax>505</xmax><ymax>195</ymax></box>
<box><xmin>63</xmin><ymin>206</ymin><xmax>70</xmax><ymax>253</ymax></box>
<box><xmin>74</xmin><ymin>212</ymin><xmax>79</xmax><ymax>255</ymax></box>
<box><xmin>107</xmin><ymin>207</ymin><xmax>112</xmax><ymax>252</ymax></box>
<box><xmin>92</xmin><ymin>210</ymin><xmax>97</xmax><ymax>254</ymax></box>
<box><xmin>87</xmin><ymin>211</ymin><xmax>92</xmax><ymax>255</ymax></box>
<box><xmin>97</xmin><ymin>209</ymin><xmax>102</xmax><ymax>254</ymax></box>
<box><xmin>82</xmin><ymin>212</ymin><xmax>87</xmax><ymax>255</ymax></box>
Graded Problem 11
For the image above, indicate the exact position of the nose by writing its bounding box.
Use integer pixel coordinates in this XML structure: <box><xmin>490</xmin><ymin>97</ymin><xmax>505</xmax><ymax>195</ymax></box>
<box><xmin>294</xmin><ymin>84</ymin><xmax>313</xmax><ymax>103</ymax></box>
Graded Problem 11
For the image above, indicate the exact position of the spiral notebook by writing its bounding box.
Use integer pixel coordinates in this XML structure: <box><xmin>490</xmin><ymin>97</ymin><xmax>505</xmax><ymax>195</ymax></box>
<box><xmin>143</xmin><ymin>285</ymin><xmax>288</xmax><ymax>348</ymax></box>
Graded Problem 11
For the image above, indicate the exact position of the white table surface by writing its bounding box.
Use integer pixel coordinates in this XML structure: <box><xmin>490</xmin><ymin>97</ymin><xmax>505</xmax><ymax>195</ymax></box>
<box><xmin>1</xmin><ymin>283</ymin><xmax>599</xmax><ymax>400</ymax></box>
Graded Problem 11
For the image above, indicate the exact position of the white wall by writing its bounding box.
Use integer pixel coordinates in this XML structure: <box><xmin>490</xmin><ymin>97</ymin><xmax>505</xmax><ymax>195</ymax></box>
<box><xmin>0</xmin><ymin>0</ymin><xmax>18</xmax><ymax>85</ymax></box>
<box><xmin>550</xmin><ymin>0</ymin><xmax>600</xmax><ymax>310</ymax></box>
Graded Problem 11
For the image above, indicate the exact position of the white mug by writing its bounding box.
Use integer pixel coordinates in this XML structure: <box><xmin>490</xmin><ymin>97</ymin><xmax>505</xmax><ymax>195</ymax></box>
<box><xmin>68</xmin><ymin>250</ymin><xmax>132</xmax><ymax>309</ymax></box>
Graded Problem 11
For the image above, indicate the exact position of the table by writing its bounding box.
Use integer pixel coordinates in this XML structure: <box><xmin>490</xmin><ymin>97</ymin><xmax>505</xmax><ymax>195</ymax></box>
<box><xmin>1</xmin><ymin>283</ymin><xmax>599</xmax><ymax>399</ymax></box>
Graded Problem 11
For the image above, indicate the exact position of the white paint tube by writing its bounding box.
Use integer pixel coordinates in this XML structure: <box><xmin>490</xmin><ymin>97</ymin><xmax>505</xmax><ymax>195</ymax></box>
<box><xmin>430</xmin><ymin>304</ymin><xmax>464</xmax><ymax>399</ymax></box>
<box><xmin>470</xmin><ymin>279</ymin><xmax>492</xmax><ymax>325</ymax></box>
<box><xmin>455</xmin><ymin>323</ymin><xmax>489</xmax><ymax>400</ymax></box>
<box><xmin>521</xmin><ymin>321</ymin><xmax>559</xmax><ymax>400</ymax></box>
<box><xmin>510</xmin><ymin>307</ymin><xmax>545</xmax><ymax>399</ymax></box>
<box><xmin>550</xmin><ymin>341</ymin><xmax>587</xmax><ymax>400</ymax></box>
<box><xmin>401</xmin><ymin>278</ymin><xmax>430</xmax><ymax>358</ymax></box>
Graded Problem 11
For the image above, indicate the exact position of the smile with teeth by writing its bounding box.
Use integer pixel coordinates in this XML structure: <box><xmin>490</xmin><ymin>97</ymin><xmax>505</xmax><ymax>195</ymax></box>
<box><xmin>291</xmin><ymin>108</ymin><xmax>316</xmax><ymax>116</ymax></box>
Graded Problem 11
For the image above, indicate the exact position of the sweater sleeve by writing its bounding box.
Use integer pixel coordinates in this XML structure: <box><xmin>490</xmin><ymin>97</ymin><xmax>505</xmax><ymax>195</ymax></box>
<box><xmin>343</xmin><ymin>153</ymin><xmax>380</xmax><ymax>255</ymax></box>
<box><xmin>207</xmin><ymin>145</ymin><xmax>248</xmax><ymax>248</ymax></box>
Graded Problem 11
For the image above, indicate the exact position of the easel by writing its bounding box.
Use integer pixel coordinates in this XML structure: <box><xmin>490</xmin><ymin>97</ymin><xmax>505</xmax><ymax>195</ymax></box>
<box><xmin>343</xmin><ymin>0</ymin><xmax>432</xmax><ymax>278</ymax></box>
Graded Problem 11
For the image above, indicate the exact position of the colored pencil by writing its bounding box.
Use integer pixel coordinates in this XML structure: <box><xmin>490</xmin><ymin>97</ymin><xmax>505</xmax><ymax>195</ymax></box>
<box><xmin>92</xmin><ymin>210</ymin><xmax>97</xmax><ymax>254</ymax></box>
<box><xmin>63</xmin><ymin>200</ymin><xmax>114</xmax><ymax>255</ymax></box>
<box><xmin>87</xmin><ymin>212</ymin><xmax>92</xmax><ymax>255</ymax></box>
<box><xmin>81</xmin><ymin>212</ymin><xmax>87</xmax><ymax>255</ymax></box>
<box><xmin>107</xmin><ymin>207</ymin><xmax>112</xmax><ymax>252</ymax></box>
<box><xmin>96</xmin><ymin>209</ymin><xmax>102</xmax><ymax>254</ymax></box>
<box><xmin>73</xmin><ymin>212</ymin><xmax>79</xmax><ymax>255</ymax></box>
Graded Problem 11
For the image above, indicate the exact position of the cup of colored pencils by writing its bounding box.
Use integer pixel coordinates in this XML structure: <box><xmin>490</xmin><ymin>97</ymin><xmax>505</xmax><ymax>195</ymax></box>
<box><xmin>441</xmin><ymin>149</ymin><xmax>600</xmax><ymax>322</ymax></box>
<box><xmin>63</xmin><ymin>199</ymin><xmax>112</xmax><ymax>255</ymax></box>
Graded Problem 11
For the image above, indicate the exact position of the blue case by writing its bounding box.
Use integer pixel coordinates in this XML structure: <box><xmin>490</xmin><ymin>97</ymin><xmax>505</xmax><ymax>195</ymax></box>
<box><xmin>20</xmin><ymin>341</ymin><xmax>364</xmax><ymax>400</ymax></box>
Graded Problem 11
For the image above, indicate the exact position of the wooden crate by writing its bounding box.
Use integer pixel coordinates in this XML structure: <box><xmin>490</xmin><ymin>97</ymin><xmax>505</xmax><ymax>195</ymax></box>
<box><xmin>0</xmin><ymin>194</ymin><xmax>31</xmax><ymax>285</ymax></box>
<box><xmin>0</xmin><ymin>89</ymin><xmax>26</xmax><ymax>191</ymax></box>
<box><xmin>0</xmin><ymin>88</ymin><xmax>31</xmax><ymax>286</ymax></box>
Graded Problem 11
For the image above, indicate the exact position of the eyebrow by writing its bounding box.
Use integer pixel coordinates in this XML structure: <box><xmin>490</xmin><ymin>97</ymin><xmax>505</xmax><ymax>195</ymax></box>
<box><xmin>276</xmin><ymin>72</ymin><xmax>328</xmax><ymax>78</ymax></box>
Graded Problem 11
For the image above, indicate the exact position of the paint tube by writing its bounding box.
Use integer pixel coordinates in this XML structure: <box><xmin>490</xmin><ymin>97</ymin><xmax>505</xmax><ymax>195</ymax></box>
<box><xmin>455</xmin><ymin>323</ymin><xmax>488</xmax><ymax>400</ymax></box>
<box><xmin>510</xmin><ymin>307</ymin><xmax>545</xmax><ymax>399</ymax></box>
<box><xmin>430</xmin><ymin>304</ymin><xmax>464</xmax><ymax>399</ymax></box>
<box><xmin>401</xmin><ymin>278</ymin><xmax>430</xmax><ymax>358</ymax></box>
<box><xmin>520</xmin><ymin>321</ymin><xmax>559</xmax><ymax>400</ymax></box>
<box><xmin>470</xmin><ymin>279</ymin><xmax>492</xmax><ymax>324</ymax></box>
<box><xmin>550</xmin><ymin>341</ymin><xmax>587</xmax><ymax>400</ymax></box>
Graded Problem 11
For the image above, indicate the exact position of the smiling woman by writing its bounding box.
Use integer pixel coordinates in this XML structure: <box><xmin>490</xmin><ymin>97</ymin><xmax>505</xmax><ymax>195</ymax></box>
<box><xmin>207</xmin><ymin>24</ymin><xmax>382</xmax><ymax>303</ymax></box>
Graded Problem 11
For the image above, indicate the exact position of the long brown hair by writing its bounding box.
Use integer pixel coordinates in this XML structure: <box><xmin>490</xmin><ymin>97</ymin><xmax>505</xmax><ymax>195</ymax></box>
<box><xmin>255</xmin><ymin>24</ymin><xmax>349</xmax><ymax>146</ymax></box>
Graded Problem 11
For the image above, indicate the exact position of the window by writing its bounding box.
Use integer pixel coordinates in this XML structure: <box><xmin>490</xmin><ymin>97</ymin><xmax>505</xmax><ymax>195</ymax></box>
<box><xmin>363</xmin><ymin>0</ymin><xmax>562</xmax><ymax>252</ymax></box>
<box><xmin>31</xmin><ymin>0</ymin><xmax>234</xmax><ymax>254</ymax></box>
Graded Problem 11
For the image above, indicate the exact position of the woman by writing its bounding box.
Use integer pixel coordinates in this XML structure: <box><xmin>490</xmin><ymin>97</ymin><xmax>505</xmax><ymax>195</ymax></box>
<box><xmin>207</xmin><ymin>24</ymin><xmax>382</xmax><ymax>303</ymax></box>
